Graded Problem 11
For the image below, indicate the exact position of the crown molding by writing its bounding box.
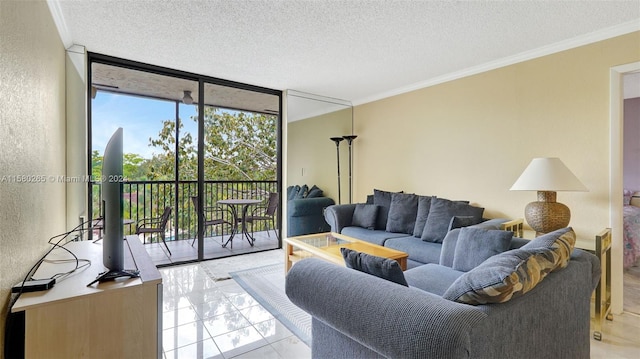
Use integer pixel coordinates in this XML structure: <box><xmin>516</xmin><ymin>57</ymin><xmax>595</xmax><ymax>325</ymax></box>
<box><xmin>353</xmin><ymin>20</ymin><xmax>640</xmax><ymax>106</ymax></box>
<box><xmin>47</xmin><ymin>0</ymin><xmax>73</xmax><ymax>49</ymax></box>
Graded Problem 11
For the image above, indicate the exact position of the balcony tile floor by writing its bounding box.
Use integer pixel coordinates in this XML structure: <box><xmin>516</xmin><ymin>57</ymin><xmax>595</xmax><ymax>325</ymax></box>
<box><xmin>160</xmin><ymin>248</ymin><xmax>310</xmax><ymax>359</ymax></box>
<box><xmin>145</xmin><ymin>230</ymin><xmax>280</xmax><ymax>266</ymax></box>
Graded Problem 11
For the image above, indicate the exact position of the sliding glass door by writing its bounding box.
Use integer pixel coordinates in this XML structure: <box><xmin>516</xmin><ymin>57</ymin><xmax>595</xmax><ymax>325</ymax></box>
<box><xmin>88</xmin><ymin>53</ymin><xmax>281</xmax><ymax>266</ymax></box>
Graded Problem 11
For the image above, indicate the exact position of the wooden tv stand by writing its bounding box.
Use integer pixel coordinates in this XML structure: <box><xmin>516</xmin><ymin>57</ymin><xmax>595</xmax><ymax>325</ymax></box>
<box><xmin>11</xmin><ymin>236</ymin><xmax>162</xmax><ymax>359</ymax></box>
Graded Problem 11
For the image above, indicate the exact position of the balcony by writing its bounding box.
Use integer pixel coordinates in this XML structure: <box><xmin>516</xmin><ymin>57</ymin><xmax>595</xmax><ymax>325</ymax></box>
<box><xmin>91</xmin><ymin>180</ymin><xmax>280</xmax><ymax>266</ymax></box>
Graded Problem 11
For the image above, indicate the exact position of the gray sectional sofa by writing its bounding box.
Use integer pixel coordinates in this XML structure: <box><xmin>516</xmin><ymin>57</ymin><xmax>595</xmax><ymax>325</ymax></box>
<box><xmin>324</xmin><ymin>189</ymin><xmax>513</xmax><ymax>269</ymax></box>
<box><xmin>286</xmin><ymin>227</ymin><xmax>601</xmax><ymax>358</ymax></box>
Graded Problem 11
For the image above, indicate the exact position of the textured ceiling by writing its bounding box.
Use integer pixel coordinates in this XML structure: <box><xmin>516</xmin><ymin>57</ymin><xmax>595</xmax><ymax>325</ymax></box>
<box><xmin>51</xmin><ymin>0</ymin><xmax>640</xmax><ymax>104</ymax></box>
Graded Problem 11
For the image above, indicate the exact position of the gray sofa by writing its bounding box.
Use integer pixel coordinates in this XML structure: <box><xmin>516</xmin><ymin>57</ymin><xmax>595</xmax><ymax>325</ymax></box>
<box><xmin>286</xmin><ymin>228</ymin><xmax>601</xmax><ymax>358</ymax></box>
<box><xmin>324</xmin><ymin>190</ymin><xmax>513</xmax><ymax>269</ymax></box>
<box><xmin>287</xmin><ymin>185</ymin><xmax>335</xmax><ymax>236</ymax></box>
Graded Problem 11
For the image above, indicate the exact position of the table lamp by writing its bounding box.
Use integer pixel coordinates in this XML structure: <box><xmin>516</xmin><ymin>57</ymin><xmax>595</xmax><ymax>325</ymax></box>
<box><xmin>510</xmin><ymin>157</ymin><xmax>588</xmax><ymax>236</ymax></box>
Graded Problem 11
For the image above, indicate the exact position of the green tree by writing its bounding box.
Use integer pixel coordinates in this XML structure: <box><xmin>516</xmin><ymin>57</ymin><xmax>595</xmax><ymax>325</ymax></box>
<box><xmin>147</xmin><ymin>108</ymin><xmax>277</xmax><ymax>181</ymax></box>
<box><xmin>202</xmin><ymin>108</ymin><xmax>277</xmax><ymax>180</ymax></box>
<box><xmin>91</xmin><ymin>151</ymin><xmax>148</xmax><ymax>181</ymax></box>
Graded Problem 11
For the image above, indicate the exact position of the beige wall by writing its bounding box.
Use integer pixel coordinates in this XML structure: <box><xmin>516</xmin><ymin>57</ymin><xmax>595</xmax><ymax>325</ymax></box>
<box><xmin>351</xmin><ymin>32</ymin><xmax>639</xmax><ymax>313</ymax></box>
<box><xmin>65</xmin><ymin>47</ymin><xmax>88</xmax><ymax>231</ymax></box>
<box><xmin>354</xmin><ymin>32</ymin><xmax>639</xmax><ymax>238</ymax></box>
<box><xmin>0</xmin><ymin>0</ymin><xmax>67</xmax><ymax>351</ymax></box>
<box><xmin>287</xmin><ymin>108</ymin><xmax>353</xmax><ymax>203</ymax></box>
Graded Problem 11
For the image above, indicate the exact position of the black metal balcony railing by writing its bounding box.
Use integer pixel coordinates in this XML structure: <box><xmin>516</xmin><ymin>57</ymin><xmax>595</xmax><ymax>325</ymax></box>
<box><xmin>91</xmin><ymin>180</ymin><xmax>278</xmax><ymax>242</ymax></box>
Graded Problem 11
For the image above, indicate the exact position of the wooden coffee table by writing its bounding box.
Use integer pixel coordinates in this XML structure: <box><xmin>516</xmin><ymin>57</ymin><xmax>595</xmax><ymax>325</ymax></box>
<box><xmin>284</xmin><ymin>232</ymin><xmax>408</xmax><ymax>272</ymax></box>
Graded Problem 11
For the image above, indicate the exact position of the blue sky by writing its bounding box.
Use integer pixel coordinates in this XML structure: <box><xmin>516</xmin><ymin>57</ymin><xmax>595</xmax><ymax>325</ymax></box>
<box><xmin>92</xmin><ymin>92</ymin><xmax>198</xmax><ymax>159</ymax></box>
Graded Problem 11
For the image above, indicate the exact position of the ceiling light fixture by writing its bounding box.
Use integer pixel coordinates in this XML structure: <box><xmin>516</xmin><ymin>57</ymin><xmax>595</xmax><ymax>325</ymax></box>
<box><xmin>182</xmin><ymin>90</ymin><xmax>193</xmax><ymax>104</ymax></box>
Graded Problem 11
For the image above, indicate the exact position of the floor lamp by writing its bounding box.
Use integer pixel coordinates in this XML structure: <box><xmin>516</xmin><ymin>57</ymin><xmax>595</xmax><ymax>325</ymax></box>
<box><xmin>330</xmin><ymin>137</ymin><xmax>344</xmax><ymax>204</ymax></box>
<box><xmin>343</xmin><ymin>135</ymin><xmax>357</xmax><ymax>204</ymax></box>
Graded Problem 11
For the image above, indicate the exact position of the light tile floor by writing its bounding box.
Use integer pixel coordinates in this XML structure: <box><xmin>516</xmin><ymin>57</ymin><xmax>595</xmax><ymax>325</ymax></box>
<box><xmin>161</xmin><ymin>249</ymin><xmax>310</xmax><ymax>359</ymax></box>
<box><xmin>161</xmin><ymin>248</ymin><xmax>640</xmax><ymax>358</ymax></box>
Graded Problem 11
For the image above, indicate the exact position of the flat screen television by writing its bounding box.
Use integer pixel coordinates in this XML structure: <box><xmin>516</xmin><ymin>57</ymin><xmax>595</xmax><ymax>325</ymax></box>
<box><xmin>88</xmin><ymin>128</ymin><xmax>138</xmax><ymax>285</ymax></box>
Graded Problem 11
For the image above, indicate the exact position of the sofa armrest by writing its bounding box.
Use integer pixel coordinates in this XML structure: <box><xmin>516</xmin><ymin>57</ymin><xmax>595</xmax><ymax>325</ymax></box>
<box><xmin>323</xmin><ymin>204</ymin><xmax>357</xmax><ymax>233</ymax></box>
<box><xmin>287</xmin><ymin>197</ymin><xmax>335</xmax><ymax>217</ymax></box>
<box><xmin>286</xmin><ymin>258</ymin><xmax>487</xmax><ymax>359</ymax></box>
<box><xmin>287</xmin><ymin>251</ymin><xmax>599</xmax><ymax>359</ymax></box>
<box><xmin>287</xmin><ymin>197</ymin><xmax>335</xmax><ymax>237</ymax></box>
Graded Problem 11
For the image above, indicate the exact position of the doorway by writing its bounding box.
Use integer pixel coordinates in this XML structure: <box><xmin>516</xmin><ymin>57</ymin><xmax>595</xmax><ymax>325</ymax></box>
<box><xmin>622</xmin><ymin>71</ymin><xmax>640</xmax><ymax>315</ymax></box>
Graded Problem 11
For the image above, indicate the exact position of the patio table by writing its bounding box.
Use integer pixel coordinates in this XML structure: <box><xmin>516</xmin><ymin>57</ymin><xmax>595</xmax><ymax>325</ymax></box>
<box><xmin>217</xmin><ymin>199</ymin><xmax>262</xmax><ymax>248</ymax></box>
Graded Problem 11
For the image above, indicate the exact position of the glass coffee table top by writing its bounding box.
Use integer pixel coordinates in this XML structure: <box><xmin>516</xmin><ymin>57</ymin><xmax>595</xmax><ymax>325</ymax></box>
<box><xmin>283</xmin><ymin>232</ymin><xmax>408</xmax><ymax>272</ymax></box>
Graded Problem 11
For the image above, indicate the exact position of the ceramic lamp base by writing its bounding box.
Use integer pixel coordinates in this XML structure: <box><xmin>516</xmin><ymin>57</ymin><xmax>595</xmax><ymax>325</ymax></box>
<box><xmin>524</xmin><ymin>191</ymin><xmax>571</xmax><ymax>236</ymax></box>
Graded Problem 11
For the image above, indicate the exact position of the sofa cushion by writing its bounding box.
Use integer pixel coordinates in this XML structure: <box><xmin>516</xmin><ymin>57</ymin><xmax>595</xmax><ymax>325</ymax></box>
<box><xmin>443</xmin><ymin>247</ymin><xmax>558</xmax><ymax>305</ymax></box>
<box><xmin>384</xmin><ymin>236</ymin><xmax>442</xmax><ymax>265</ymax></box>
<box><xmin>421</xmin><ymin>198</ymin><xmax>484</xmax><ymax>243</ymax></box>
<box><xmin>412</xmin><ymin>195</ymin><xmax>434</xmax><ymax>238</ymax></box>
<box><xmin>306</xmin><ymin>185</ymin><xmax>323</xmax><ymax>198</ymax></box>
<box><xmin>287</xmin><ymin>185</ymin><xmax>300</xmax><ymax>200</ymax></box>
<box><xmin>373</xmin><ymin>189</ymin><xmax>400</xmax><ymax>230</ymax></box>
<box><xmin>294</xmin><ymin>184</ymin><xmax>308</xmax><ymax>199</ymax></box>
<box><xmin>386</xmin><ymin>193</ymin><xmax>419</xmax><ymax>234</ymax></box>
<box><xmin>448</xmin><ymin>216</ymin><xmax>476</xmax><ymax>231</ymax></box>
<box><xmin>452</xmin><ymin>227</ymin><xmax>513</xmax><ymax>272</ymax></box>
<box><xmin>404</xmin><ymin>263</ymin><xmax>464</xmax><ymax>296</ymax></box>
<box><xmin>340</xmin><ymin>248</ymin><xmax>408</xmax><ymax>286</ymax></box>
<box><xmin>439</xmin><ymin>228</ymin><xmax>463</xmax><ymax>267</ymax></box>
<box><xmin>341</xmin><ymin>227</ymin><xmax>407</xmax><ymax>246</ymax></box>
<box><xmin>521</xmin><ymin>227</ymin><xmax>575</xmax><ymax>272</ymax></box>
<box><xmin>352</xmin><ymin>204</ymin><xmax>378</xmax><ymax>230</ymax></box>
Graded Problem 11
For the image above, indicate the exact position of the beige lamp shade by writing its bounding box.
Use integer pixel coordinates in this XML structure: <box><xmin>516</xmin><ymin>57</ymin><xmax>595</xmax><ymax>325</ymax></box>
<box><xmin>510</xmin><ymin>158</ymin><xmax>587</xmax><ymax>235</ymax></box>
<box><xmin>510</xmin><ymin>157</ymin><xmax>588</xmax><ymax>192</ymax></box>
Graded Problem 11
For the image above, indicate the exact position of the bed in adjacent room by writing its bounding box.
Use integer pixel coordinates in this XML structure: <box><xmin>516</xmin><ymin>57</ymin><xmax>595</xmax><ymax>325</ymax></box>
<box><xmin>623</xmin><ymin>190</ymin><xmax>640</xmax><ymax>268</ymax></box>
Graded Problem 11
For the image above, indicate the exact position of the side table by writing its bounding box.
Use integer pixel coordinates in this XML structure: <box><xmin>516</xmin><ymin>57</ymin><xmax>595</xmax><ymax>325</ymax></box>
<box><xmin>521</xmin><ymin>228</ymin><xmax>612</xmax><ymax>340</ymax></box>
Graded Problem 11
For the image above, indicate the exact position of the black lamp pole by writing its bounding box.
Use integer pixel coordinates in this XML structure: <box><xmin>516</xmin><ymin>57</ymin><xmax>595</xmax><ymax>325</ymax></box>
<box><xmin>330</xmin><ymin>137</ymin><xmax>344</xmax><ymax>204</ymax></box>
<box><xmin>342</xmin><ymin>135</ymin><xmax>357</xmax><ymax>204</ymax></box>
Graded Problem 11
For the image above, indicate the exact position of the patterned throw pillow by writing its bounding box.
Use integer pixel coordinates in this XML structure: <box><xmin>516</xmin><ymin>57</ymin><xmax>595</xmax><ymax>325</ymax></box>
<box><xmin>521</xmin><ymin>227</ymin><xmax>576</xmax><ymax>271</ymax></box>
<box><xmin>442</xmin><ymin>247</ymin><xmax>558</xmax><ymax>305</ymax></box>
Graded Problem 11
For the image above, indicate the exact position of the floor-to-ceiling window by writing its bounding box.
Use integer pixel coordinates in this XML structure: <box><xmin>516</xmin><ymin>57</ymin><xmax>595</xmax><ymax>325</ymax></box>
<box><xmin>88</xmin><ymin>53</ymin><xmax>282</xmax><ymax>266</ymax></box>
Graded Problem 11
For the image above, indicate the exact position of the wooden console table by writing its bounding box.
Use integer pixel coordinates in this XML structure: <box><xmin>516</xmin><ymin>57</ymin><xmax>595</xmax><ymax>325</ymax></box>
<box><xmin>11</xmin><ymin>236</ymin><xmax>162</xmax><ymax>358</ymax></box>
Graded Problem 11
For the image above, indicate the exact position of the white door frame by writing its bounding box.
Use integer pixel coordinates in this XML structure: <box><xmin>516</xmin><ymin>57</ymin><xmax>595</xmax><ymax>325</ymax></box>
<box><xmin>610</xmin><ymin>61</ymin><xmax>640</xmax><ymax>314</ymax></box>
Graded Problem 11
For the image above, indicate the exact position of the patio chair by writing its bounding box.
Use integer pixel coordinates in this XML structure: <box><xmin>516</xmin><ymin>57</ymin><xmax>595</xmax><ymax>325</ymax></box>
<box><xmin>245</xmin><ymin>192</ymin><xmax>279</xmax><ymax>240</ymax></box>
<box><xmin>136</xmin><ymin>206</ymin><xmax>172</xmax><ymax>256</ymax></box>
<box><xmin>191</xmin><ymin>196</ymin><xmax>233</xmax><ymax>246</ymax></box>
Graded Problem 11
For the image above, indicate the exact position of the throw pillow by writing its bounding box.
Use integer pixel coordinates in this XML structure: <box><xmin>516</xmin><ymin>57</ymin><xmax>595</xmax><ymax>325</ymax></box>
<box><xmin>521</xmin><ymin>227</ymin><xmax>575</xmax><ymax>272</ymax></box>
<box><xmin>452</xmin><ymin>227</ymin><xmax>513</xmax><ymax>272</ymax></box>
<box><xmin>448</xmin><ymin>216</ymin><xmax>477</xmax><ymax>231</ymax></box>
<box><xmin>295</xmin><ymin>184</ymin><xmax>309</xmax><ymax>199</ymax></box>
<box><xmin>421</xmin><ymin>198</ymin><xmax>484</xmax><ymax>243</ymax></box>
<box><xmin>386</xmin><ymin>193</ymin><xmax>419</xmax><ymax>234</ymax></box>
<box><xmin>443</xmin><ymin>247</ymin><xmax>558</xmax><ymax>305</ymax></box>
<box><xmin>352</xmin><ymin>204</ymin><xmax>379</xmax><ymax>230</ymax></box>
<box><xmin>439</xmin><ymin>228</ymin><xmax>462</xmax><ymax>268</ymax></box>
<box><xmin>340</xmin><ymin>248</ymin><xmax>408</xmax><ymax>286</ymax></box>
<box><xmin>412</xmin><ymin>195</ymin><xmax>434</xmax><ymax>237</ymax></box>
<box><xmin>306</xmin><ymin>185</ymin><xmax>324</xmax><ymax>198</ymax></box>
<box><xmin>287</xmin><ymin>185</ymin><xmax>300</xmax><ymax>200</ymax></box>
<box><xmin>373</xmin><ymin>189</ymin><xmax>401</xmax><ymax>230</ymax></box>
